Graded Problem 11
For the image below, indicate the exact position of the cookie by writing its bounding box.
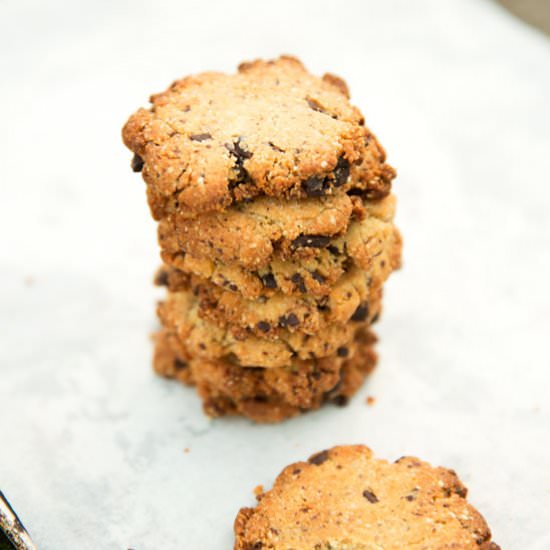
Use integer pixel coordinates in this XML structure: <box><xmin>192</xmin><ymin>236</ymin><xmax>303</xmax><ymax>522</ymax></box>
<box><xmin>167</xmin><ymin>191</ymin><xmax>358</xmax><ymax>269</ymax></box>
<box><xmin>234</xmin><ymin>445</ymin><xmax>499</xmax><ymax>549</ymax></box>
<box><xmin>187</xmin><ymin>268</ymin><xmax>381</xmax><ymax>339</ymax></box>
<box><xmin>122</xmin><ymin>56</ymin><xmax>395</xmax><ymax>218</ymax></box>
<box><xmin>157</xmin><ymin>288</ymin><xmax>380</xmax><ymax>368</ymax></box>
<box><xmin>153</xmin><ymin>328</ymin><xmax>377</xmax><ymax>422</ymax></box>
<box><xmin>162</xmin><ymin>192</ymin><xmax>396</xmax><ymax>271</ymax></box>
<box><xmin>158</xmin><ymin>197</ymin><xmax>402</xmax><ymax>300</ymax></box>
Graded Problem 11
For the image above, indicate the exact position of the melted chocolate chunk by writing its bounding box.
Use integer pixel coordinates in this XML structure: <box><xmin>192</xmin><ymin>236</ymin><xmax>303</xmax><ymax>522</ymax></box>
<box><xmin>225</xmin><ymin>138</ymin><xmax>253</xmax><ymax>160</ymax></box>
<box><xmin>279</xmin><ymin>313</ymin><xmax>300</xmax><ymax>328</ymax></box>
<box><xmin>260</xmin><ymin>272</ymin><xmax>277</xmax><ymax>289</ymax></box>
<box><xmin>174</xmin><ymin>359</ymin><xmax>188</xmax><ymax>370</ymax></box>
<box><xmin>131</xmin><ymin>154</ymin><xmax>144</xmax><ymax>172</ymax></box>
<box><xmin>332</xmin><ymin>395</ymin><xmax>348</xmax><ymax>407</ymax></box>
<box><xmin>302</xmin><ymin>175</ymin><xmax>327</xmax><ymax>197</ymax></box>
<box><xmin>333</xmin><ymin>156</ymin><xmax>350</xmax><ymax>187</ymax></box>
<box><xmin>256</xmin><ymin>321</ymin><xmax>271</xmax><ymax>333</ymax></box>
<box><xmin>327</xmin><ymin>244</ymin><xmax>341</xmax><ymax>256</ymax></box>
<box><xmin>362</xmin><ymin>489</ymin><xmax>379</xmax><ymax>503</ymax></box>
<box><xmin>189</xmin><ymin>132</ymin><xmax>212</xmax><ymax>142</ymax></box>
<box><xmin>291</xmin><ymin>273</ymin><xmax>307</xmax><ymax>293</ymax></box>
<box><xmin>226</xmin><ymin>138</ymin><xmax>253</xmax><ymax>188</ymax></box>
<box><xmin>351</xmin><ymin>302</ymin><xmax>369</xmax><ymax>322</ymax></box>
<box><xmin>336</xmin><ymin>346</ymin><xmax>349</xmax><ymax>357</ymax></box>
<box><xmin>154</xmin><ymin>269</ymin><xmax>169</xmax><ymax>287</ymax></box>
<box><xmin>291</xmin><ymin>235</ymin><xmax>331</xmax><ymax>249</ymax></box>
<box><xmin>308</xmin><ymin>450</ymin><xmax>330</xmax><ymax>465</ymax></box>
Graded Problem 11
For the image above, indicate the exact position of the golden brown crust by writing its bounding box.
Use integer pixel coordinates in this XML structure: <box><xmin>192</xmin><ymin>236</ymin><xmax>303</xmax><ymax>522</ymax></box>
<box><xmin>234</xmin><ymin>446</ymin><xmax>498</xmax><ymax>549</ymax></box>
<box><xmin>122</xmin><ymin>56</ymin><xmax>395</xmax><ymax>218</ymax></box>
<box><xmin>153</xmin><ymin>328</ymin><xmax>377</xmax><ymax>423</ymax></box>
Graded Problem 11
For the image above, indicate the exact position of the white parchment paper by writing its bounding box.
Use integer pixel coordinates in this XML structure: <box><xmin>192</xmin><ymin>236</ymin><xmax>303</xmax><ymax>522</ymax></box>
<box><xmin>1</xmin><ymin>0</ymin><xmax>549</xmax><ymax>548</ymax></box>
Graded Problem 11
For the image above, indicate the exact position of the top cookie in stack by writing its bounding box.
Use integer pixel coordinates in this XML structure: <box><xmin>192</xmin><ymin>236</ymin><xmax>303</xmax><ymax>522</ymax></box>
<box><xmin>122</xmin><ymin>56</ymin><xmax>401</xmax><ymax>422</ymax></box>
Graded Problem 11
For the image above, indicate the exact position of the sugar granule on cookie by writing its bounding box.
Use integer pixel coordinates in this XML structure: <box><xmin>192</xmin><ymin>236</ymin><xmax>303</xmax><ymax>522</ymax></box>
<box><xmin>234</xmin><ymin>445</ymin><xmax>499</xmax><ymax>549</ymax></box>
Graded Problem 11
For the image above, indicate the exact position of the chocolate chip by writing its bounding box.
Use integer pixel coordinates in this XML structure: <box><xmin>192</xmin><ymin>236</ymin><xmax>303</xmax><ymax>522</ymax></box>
<box><xmin>260</xmin><ymin>273</ymin><xmax>277</xmax><ymax>289</ymax></box>
<box><xmin>371</xmin><ymin>312</ymin><xmax>380</xmax><ymax>324</ymax></box>
<box><xmin>249</xmin><ymin>542</ymin><xmax>263</xmax><ymax>550</ymax></box>
<box><xmin>333</xmin><ymin>156</ymin><xmax>350</xmax><ymax>187</ymax></box>
<box><xmin>256</xmin><ymin>321</ymin><xmax>270</xmax><ymax>333</ymax></box>
<box><xmin>350</xmin><ymin>302</ymin><xmax>369</xmax><ymax>322</ymax></box>
<box><xmin>291</xmin><ymin>273</ymin><xmax>306</xmax><ymax>293</ymax></box>
<box><xmin>332</xmin><ymin>395</ymin><xmax>348</xmax><ymax>407</ymax></box>
<box><xmin>405</xmin><ymin>494</ymin><xmax>415</xmax><ymax>501</ymax></box>
<box><xmin>174</xmin><ymin>359</ymin><xmax>188</xmax><ymax>370</ymax></box>
<box><xmin>311</xmin><ymin>270</ymin><xmax>326</xmax><ymax>284</ymax></box>
<box><xmin>327</xmin><ymin>245</ymin><xmax>341</xmax><ymax>256</ymax></box>
<box><xmin>362</xmin><ymin>489</ymin><xmax>379</xmax><ymax>503</ymax></box>
<box><xmin>308</xmin><ymin>450</ymin><xmax>329</xmax><ymax>465</ymax></box>
<box><xmin>131</xmin><ymin>154</ymin><xmax>144</xmax><ymax>172</ymax></box>
<box><xmin>291</xmin><ymin>235</ymin><xmax>331</xmax><ymax>249</ymax></box>
<box><xmin>189</xmin><ymin>133</ymin><xmax>212</xmax><ymax>142</ymax></box>
<box><xmin>302</xmin><ymin>175</ymin><xmax>327</xmax><ymax>197</ymax></box>
<box><xmin>154</xmin><ymin>270</ymin><xmax>169</xmax><ymax>287</ymax></box>
<box><xmin>336</xmin><ymin>346</ymin><xmax>349</xmax><ymax>358</ymax></box>
<box><xmin>454</xmin><ymin>485</ymin><xmax>468</xmax><ymax>498</ymax></box>
<box><xmin>279</xmin><ymin>313</ymin><xmax>300</xmax><ymax>328</ymax></box>
<box><xmin>225</xmin><ymin>138</ymin><xmax>253</xmax><ymax>160</ymax></box>
<box><xmin>228</xmin><ymin>283</ymin><xmax>238</xmax><ymax>292</ymax></box>
<box><xmin>225</xmin><ymin>138</ymin><xmax>253</xmax><ymax>188</ymax></box>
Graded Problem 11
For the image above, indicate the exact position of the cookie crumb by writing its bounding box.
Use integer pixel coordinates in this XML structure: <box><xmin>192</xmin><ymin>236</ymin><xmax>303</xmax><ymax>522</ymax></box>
<box><xmin>184</xmin><ymin>447</ymin><xmax>190</xmax><ymax>453</ymax></box>
<box><xmin>24</xmin><ymin>276</ymin><xmax>35</xmax><ymax>286</ymax></box>
<box><xmin>253</xmin><ymin>485</ymin><xmax>264</xmax><ymax>497</ymax></box>
<box><xmin>366</xmin><ymin>395</ymin><xmax>376</xmax><ymax>406</ymax></box>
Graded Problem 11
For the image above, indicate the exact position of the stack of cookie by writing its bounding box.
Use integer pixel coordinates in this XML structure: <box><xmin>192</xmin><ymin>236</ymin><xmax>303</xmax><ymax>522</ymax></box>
<box><xmin>122</xmin><ymin>56</ymin><xmax>401</xmax><ymax>422</ymax></box>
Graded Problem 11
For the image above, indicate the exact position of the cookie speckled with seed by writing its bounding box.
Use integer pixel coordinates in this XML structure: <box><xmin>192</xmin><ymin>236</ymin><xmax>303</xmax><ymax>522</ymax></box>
<box><xmin>162</xmin><ymin>266</ymin><xmax>381</xmax><ymax>339</ymax></box>
<box><xmin>234</xmin><ymin>445</ymin><xmax>499</xmax><ymax>549</ymax></box>
<box><xmin>159</xmin><ymin>195</ymin><xmax>402</xmax><ymax>299</ymax></box>
<box><xmin>153</xmin><ymin>328</ymin><xmax>377</xmax><ymax>423</ymax></box>
<box><xmin>122</xmin><ymin>56</ymin><xmax>395</xmax><ymax>218</ymax></box>
<box><xmin>157</xmin><ymin>288</ymin><xmax>380</xmax><ymax>368</ymax></box>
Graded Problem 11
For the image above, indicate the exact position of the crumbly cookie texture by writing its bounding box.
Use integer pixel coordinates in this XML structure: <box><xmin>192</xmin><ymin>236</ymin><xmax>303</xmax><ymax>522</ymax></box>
<box><xmin>155</xmin><ymin>264</ymin><xmax>380</xmax><ymax>339</ymax></box>
<box><xmin>166</xmin><ymin>192</ymin><xmax>395</xmax><ymax>270</ymax></box>
<box><xmin>157</xmin><ymin>288</ymin><xmax>380</xmax><ymax>368</ymax></box>
<box><xmin>234</xmin><ymin>445</ymin><xmax>499</xmax><ymax>549</ymax></box>
<box><xmin>158</xmin><ymin>197</ymin><xmax>402</xmax><ymax>299</ymax></box>
<box><xmin>122</xmin><ymin>56</ymin><xmax>395</xmax><ymax>218</ymax></box>
<box><xmin>194</xmin><ymin>269</ymin><xmax>381</xmax><ymax>339</ymax></box>
<box><xmin>153</xmin><ymin>329</ymin><xmax>377</xmax><ymax>422</ymax></box>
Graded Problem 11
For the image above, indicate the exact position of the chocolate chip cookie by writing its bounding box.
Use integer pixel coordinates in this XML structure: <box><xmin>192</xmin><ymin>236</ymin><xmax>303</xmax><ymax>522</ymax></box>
<box><xmin>123</xmin><ymin>56</ymin><xmax>395</xmax><ymax>218</ymax></box>
<box><xmin>157</xmin><ymin>288</ymin><xmax>380</xmax><ymax>368</ymax></box>
<box><xmin>234</xmin><ymin>445</ymin><xmax>499</xmax><ymax>548</ymax></box>
<box><xmin>159</xmin><ymin>196</ymin><xmax>401</xmax><ymax>299</ymax></box>
<box><xmin>153</xmin><ymin>328</ymin><xmax>377</xmax><ymax>422</ymax></box>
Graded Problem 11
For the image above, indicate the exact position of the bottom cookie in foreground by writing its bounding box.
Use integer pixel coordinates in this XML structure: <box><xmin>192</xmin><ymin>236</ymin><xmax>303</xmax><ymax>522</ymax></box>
<box><xmin>153</xmin><ymin>328</ymin><xmax>377</xmax><ymax>423</ymax></box>
<box><xmin>234</xmin><ymin>445</ymin><xmax>500</xmax><ymax>549</ymax></box>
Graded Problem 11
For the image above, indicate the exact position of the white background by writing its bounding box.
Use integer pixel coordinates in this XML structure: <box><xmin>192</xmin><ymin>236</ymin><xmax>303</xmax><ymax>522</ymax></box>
<box><xmin>1</xmin><ymin>0</ymin><xmax>550</xmax><ymax>548</ymax></box>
